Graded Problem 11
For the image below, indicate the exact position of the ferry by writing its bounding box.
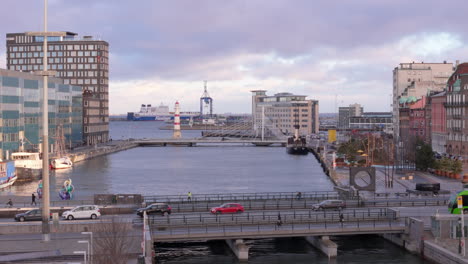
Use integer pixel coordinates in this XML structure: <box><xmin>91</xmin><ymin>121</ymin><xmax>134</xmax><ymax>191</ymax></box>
<box><xmin>11</xmin><ymin>152</ymin><xmax>42</xmax><ymax>182</ymax></box>
<box><xmin>127</xmin><ymin>103</ymin><xmax>200</xmax><ymax>121</ymax></box>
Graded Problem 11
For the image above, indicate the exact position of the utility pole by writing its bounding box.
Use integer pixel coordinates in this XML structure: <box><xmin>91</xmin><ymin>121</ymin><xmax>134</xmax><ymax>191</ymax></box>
<box><xmin>26</xmin><ymin>0</ymin><xmax>66</xmax><ymax>241</ymax></box>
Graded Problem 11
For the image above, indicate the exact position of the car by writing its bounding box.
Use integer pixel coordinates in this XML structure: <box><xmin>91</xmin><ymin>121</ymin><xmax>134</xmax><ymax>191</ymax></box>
<box><xmin>136</xmin><ymin>203</ymin><xmax>172</xmax><ymax>217</ymax></box>
<box><xmin>14</xmin><ymin>209</ymin><xmax>48</xmax><ymax>222</ymax></box>
<box><xmin>210</xmin><ymin>203</ymin><xmax>244</xmax><ymax>214</ymax></box>
<box><xmin>62</xmin><ymin>205</ymin><xmax>101</xmax><ymax>220</ymax></box>
<box><xmin>312</xmin><ymin>200</ymin><xmax>345</xmax><ymax>211</ymax></box>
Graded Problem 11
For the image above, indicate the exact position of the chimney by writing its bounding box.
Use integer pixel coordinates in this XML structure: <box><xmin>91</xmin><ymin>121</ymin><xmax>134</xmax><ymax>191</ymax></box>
<box><xmin>456</xmin><ymin>60</ymin><xmax>460</xmax><ymax>67</ymax></box>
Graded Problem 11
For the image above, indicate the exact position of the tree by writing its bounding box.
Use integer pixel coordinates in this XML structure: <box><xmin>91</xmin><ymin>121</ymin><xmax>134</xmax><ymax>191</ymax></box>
<box><xmin>415</xmin><ymin>140</ymin><xmax>434</xmax><ymax>171</ymax></box>
<box><xmin>451</xmin><ymin>159</ymin><xmax>463</xmax><ymax>175</ymax></box>
<box><xmin>93</xmin><ymin>217</ymin><xmax>137</xmax><ymax>264</ymax></box>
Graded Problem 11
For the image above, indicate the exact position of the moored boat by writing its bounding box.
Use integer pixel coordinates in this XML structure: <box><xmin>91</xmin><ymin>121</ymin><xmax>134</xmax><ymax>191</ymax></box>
<box><xmin>286</xmin><ymin>124</ymin><xmax>309</xmax><ymax>155</ymax></box>
<box><xmin>51</xmin><ymin>157</ymin><xmax>73</xmax><ymax>170</ymax></box>
<box><xmin>11</xmin><ymin>152</ymin><xmax>42</xmax><ymax>182</ymax></box>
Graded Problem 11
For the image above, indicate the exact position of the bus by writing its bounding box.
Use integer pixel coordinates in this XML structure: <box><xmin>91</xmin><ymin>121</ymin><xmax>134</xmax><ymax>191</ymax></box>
<box><xmin>448</xmin><ymin>190</ymin><xmax>468</xmax><ymax>214</ymax></box>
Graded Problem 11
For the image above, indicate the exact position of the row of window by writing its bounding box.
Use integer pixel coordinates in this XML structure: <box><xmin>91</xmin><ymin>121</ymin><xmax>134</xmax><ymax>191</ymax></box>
<box><xmin>10</xmin><ymin>44</ymin><xmax>108</xmax><ymax>52</ymax></box>
<box><xmin>64</xmin><ymin>79</ymin><xmax>108</xmax><ymax>86</ymax></box>
<box><xmin>9</xmin><ymin>50</ymin><xmax>108</xmax><ymax>59</ymax></box>
<box><xmin>3</xmin><ymin>119</ymin><xmax>19</xmax><ymax>127</ymax></box>
<box><xmin>9</xmin><ymin>63</ymin><xmax>108</xmax><ymax>72</ymax></box>
<box><xmin>3</xmin><ymin>133</ymin><xmax>19</xmax><ymax>142</ymax></box>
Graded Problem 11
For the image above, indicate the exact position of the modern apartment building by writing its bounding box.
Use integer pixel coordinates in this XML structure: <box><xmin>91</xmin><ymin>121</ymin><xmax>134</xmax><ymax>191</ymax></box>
<box><xmin>6</xmin><ymin>32</ymin><xmax>109</xmax><ymax>145</ymax></box>
<box><xmin>251</xmin><ymin>91</ymin><xmax>319</xmax><ymax>136</ymax></box>
<box><xmin>0</xmin><ymin>69</ymin><xmax>82</xmax><ymax>158</ymax></box>
<box><xmin>338</xmin><ymin>103</ymin><xmax>363</xmax><ymax>129</ymax></box>
<box><xmin>445</xmin><ymin>63</ymin><xmax>468</xmax><ymax>163</ymax></box>
<box><xmin>392</xmin><ymin>62</ymin><xmax>453</xmax><ymax>142</ymax></box>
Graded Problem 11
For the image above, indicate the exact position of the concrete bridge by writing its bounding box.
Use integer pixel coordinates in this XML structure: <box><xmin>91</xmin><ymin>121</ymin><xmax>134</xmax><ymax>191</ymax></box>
<box><xmin>134</xmin><ymin>138</ymin><xmax>286</xmax><ymax>147</ymax></box>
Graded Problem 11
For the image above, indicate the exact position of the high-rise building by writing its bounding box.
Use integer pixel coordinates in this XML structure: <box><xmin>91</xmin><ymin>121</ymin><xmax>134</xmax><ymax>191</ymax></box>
<box><xmin>392</xmin><ymin>62</ymin><xmax>453</xmax><ymax>142</ymax></box>
<box><xmin>0</xmin><ymin>69</ymin><xmax>82</xmax><ymax>158</ymax></box>
<box><xmin>251</xmin><ymin>91</ymin><xmax>319</xmax><ymax>136</ymax></box>
<box><xmin>338</xmin><ymin>103</ymin><xmax>363</xmax><ymax>128</ymax></box>
<box><xmin>6</xmin><ymin>32</ymin><xmax>109</xmax><ymax>145</ymax></box>
<box><xmin>445</xmin><ymin>63</ymin><xmax>468</xmax><ymax>164</ymax></box>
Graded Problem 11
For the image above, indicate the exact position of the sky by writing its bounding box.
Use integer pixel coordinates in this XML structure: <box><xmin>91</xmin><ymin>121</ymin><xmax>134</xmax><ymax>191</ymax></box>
<box><xmin>0</xmin><ymin>0</ymin><xmax>467</xmax><ymax>115</ymax></box>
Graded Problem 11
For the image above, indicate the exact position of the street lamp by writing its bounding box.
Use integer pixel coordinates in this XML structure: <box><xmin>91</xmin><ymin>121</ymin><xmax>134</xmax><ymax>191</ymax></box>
<box><xmin>78</xmin><ymin>240</ymin><xmax>90</xmax><ymax>263</ymax></box>
<box><xmin>73</xmin><ymin>250</ymin><xmax>87</xmax><ymax>264</ymax></box>
<box><xmin>82</xmin><ymin>231</ymin><xmax>93</xmax><ymax>263</ymax></box>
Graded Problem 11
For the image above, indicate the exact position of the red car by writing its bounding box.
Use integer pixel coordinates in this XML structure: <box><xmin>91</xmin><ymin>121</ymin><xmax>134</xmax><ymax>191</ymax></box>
<box><xmin>210</xmin><ymin>203</ymin><xmax>244</xmax><ymax>214</ymax></box>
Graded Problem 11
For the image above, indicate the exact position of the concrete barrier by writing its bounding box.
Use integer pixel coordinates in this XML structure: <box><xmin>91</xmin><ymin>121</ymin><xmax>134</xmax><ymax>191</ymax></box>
<box><xmin>305</xmin><ymin>236</ymin><xmax>337</xmax><ymax>258</ymax></box>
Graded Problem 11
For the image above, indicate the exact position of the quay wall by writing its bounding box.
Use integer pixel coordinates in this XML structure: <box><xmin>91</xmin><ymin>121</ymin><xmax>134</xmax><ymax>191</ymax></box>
<box><xmin>69</xmin><ymin>141</ymin><xmax>138</xmax><ymax>164</ymax></box>
<box><xmin>309</xmin><ymin>147</ymin><xmax>339</xmax><ymax>186</ymax></box>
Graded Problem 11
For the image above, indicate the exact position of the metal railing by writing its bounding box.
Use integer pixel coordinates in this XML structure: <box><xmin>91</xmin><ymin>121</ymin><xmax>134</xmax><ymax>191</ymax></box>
<box><xmin>146</xmin><ymin>208</ymin><xmax>397</xmax><ymax>228</ymax></box>
<box><xmin>151</xmin><ymin>217</ymin><xmax>407</xmax><ymax>242</ymax></box>
<box><xmin>144</xmin><ymin>191</ymin><xmax>354</xmax><ymax>204</ymax></box>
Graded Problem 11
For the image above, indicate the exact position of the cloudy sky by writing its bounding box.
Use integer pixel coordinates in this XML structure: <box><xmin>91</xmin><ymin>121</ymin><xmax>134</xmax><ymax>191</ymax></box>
<box><xmin>0</xmin><ymin>0</ymin><xmax>466</xmax><ymax>115</ymax></box>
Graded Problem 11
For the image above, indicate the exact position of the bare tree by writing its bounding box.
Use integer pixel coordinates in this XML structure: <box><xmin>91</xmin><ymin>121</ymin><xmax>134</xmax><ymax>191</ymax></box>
<box><xmin>93</xmin><ymin>217</ymin><xmax>137</xmax><ymax>264</ymax></box>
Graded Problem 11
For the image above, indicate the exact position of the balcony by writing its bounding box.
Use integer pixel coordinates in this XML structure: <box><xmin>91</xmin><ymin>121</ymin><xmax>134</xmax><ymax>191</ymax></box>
<box><xmin>444</xmin><ymin>102</ymin><xmax>468</xmax><ymax>107</ymax></box>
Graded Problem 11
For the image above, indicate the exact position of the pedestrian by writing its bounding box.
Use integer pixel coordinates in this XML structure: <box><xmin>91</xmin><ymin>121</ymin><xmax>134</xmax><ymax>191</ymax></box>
<box><xmin>296</xmin><ymin>192</ymin><xmax>302</xmax><ymax>200</ymax></box>
<box><xmin>339</xmin><ymin>212</ymin><xmax>344</xmax><ymax>223</ymax></box>
<box><xmin>276</xmin><ymin>213</ymin><xmax>283</xmax><ymax>227</ymax></box>
<box><xmin>187</xmin><ymin>191</ymin><xmax>192</xmax><ymax>202</ymax></box>
<box><xmin>6</xmin><ymin>199</ymin><xmax>13</xmax><ymax>208</ymax></box>
<box><xmin>31</xmin><ymin>193</ymin><xmax>37</xmax><ymax>206</ymax></box>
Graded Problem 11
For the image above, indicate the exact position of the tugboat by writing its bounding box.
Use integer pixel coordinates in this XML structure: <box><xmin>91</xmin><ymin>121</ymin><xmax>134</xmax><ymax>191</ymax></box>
<box><xmin>286</xmin><ymin>123</ymin><xmax>309</xmax><ymax>155</ymax></box>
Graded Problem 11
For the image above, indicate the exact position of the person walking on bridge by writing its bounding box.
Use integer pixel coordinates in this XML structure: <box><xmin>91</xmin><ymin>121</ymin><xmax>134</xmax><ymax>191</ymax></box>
<box><xmin>276</xmin><ymin>213</ymin><xmax>283</xmax><ymax>228</ymax></box>
<box><xmin>6</xmin><ymin>199</ymin><xmax>13</xmax><ymax>208</ymax></box>
<box><xmin>188</xmin><ymin>191</ymin><xmax>192</xmax><ymax>202</ymax></box>
<box><xmin>31</xmin><ymin>193</ymin><xmax>37</xmax><ymax>206</ymax></box>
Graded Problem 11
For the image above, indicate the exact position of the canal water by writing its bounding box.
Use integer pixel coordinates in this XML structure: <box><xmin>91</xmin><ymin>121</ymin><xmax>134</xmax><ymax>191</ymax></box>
<box><xmin>2</xmin><ymin>121</ymin><xmax>428</xmax><ymax>263</ymax></box>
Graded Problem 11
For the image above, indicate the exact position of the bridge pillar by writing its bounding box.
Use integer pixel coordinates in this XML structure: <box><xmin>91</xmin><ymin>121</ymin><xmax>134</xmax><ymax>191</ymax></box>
<box><xmin>305</xmin><ymin>236</ymin><xmax>337</xmax><ymax>258</ymax></box>
<box><xmin>225</xmin><ymin>239</ymin><xmax>249</xmax><ymax>261</ymax></box>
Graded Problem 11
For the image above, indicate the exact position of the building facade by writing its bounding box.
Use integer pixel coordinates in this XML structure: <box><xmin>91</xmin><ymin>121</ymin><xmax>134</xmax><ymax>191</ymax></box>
<box><xmin>251</xmin><ymin>91</ymin><xmax>319</xmax><ymax>136</ymax></box>
<box><xmin>6</xmin><ymin>32</ymin><xmax>109</xmax><ymax>145</ymax></box>
<box><xmin>430</xmin><ymin>91</ymin><xmax>446</xmax><ymax>154</ymax></box>
<box><xmin>0</xmin><ymin>69</ymin><xmax>82</xmax><ymax>158</ymax></box>
<box><xmin>392</xmin><ymin>62</ymin><xmax>453</xmax><ymax>142</ymax></box>
<box><xmin>445</xmin><ymin>63</ymin><xmax>468</xmax><ymax>163</ymax></box>
<box><xmin>348</xmin><ymin>112</ymin><xmax>392</xmax><ymax>133</ymax></box>
<box><xmin>338</xmin><ymin>103</ymin><xmax>363</xmax><ymax>129</ymax></box>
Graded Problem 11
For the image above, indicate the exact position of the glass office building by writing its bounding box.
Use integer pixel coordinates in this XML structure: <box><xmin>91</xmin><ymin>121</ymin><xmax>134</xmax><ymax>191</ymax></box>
<box><xmin>0</xmin><ymin>69</ymin><xmax>82</xmax><ymax>158</ymax></box>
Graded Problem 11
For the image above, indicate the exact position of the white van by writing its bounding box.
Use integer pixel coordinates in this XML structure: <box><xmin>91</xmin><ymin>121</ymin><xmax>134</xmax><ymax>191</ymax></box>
<box><xmin>62</xmin><ymin>205</ymin><xmax>101</xmax><ymax>220</ymax></box>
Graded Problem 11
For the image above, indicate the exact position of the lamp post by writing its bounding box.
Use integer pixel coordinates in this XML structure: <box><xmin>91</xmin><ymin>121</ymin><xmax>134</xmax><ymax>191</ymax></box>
<box><xmin>82</xmin><ymin>231</ymin><xmax>93</xmax><ymax>263</ymax></box>
<box><xmin>78</xmin><ymin>240</ymin><xmax>90</xmax><ymax>263</ymax></box>
<box><xmin>25</xmin><ymin>0</ymin><xmax>66</xmax><ymax>242</ymax></box>
<box><xmin>73</xmin><ymin>250</ymin><xmax>87</xmax><ymax>264</ymax></box>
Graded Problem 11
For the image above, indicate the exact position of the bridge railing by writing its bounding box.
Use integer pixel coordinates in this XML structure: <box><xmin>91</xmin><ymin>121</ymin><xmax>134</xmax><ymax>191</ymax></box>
<box><xmin>147</xmin><ymin>208</ymin><xmax>397</xmax><ymax>228</ymax></box>
<box><xmin>151</xmin><ymin>217</ymin><xmax>407</xmax><ymax>241</ymax></box>
<box><xmin>144</xmin><ymin>191</ymin><xmax>357</xmax><ymax>204</ymax></box>
<box><xmin>372</xmin><ymin>192</ymin><xmax>451</xmax><ymax>199</ymax></box>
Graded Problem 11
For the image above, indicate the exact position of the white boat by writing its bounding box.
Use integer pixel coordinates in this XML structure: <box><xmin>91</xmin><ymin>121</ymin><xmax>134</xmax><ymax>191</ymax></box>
<box><xmin>51</xmin><ymin>157</ymin><xmax>73</xmax><ymax>170</ymax></box>
<box><xmin>11</xmin><ymin>152</ymin><xmax>42</xmax><ymax>181</ymax></box>
<box><xmin>0</xmin><ymin>175</ymin><xmax>17</xmax><ymax>189</ymax></box>
<box><xmin>51</xmin><ymin>125</ymin><xmax>73</xmax><ymax>170</ymax></box>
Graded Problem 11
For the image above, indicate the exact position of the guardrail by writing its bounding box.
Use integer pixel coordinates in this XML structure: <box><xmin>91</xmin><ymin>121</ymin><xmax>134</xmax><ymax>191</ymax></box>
<box><xmin>144</xmin><ymin>191</ymin><xmax>356</xmax><ymax>204</ymax></box>
<box><xmin>372</xmin><ymin>192</ymin><xmax>451</xmax><ymax>199</ymax></box>
<box><xmin>2</xmin><ymin>200</ymin><xmax>95</xmax><ymax>209</ymax></box>
<box><xmin>146</xmin><ymin>208</ymin><xmax>396</xmax><ymax>228</ymax></box>
<box><xmin>151</xmin><ymin>218</ymin><xmax>407</xmax><ymax>242</ymax></box>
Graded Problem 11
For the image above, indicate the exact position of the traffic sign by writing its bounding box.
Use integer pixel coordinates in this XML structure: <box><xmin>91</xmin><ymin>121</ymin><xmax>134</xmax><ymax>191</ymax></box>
<box><xmin>458</xmin><ymin>196</ymin><xmax>463</xmax><ymax>209</ymax></box>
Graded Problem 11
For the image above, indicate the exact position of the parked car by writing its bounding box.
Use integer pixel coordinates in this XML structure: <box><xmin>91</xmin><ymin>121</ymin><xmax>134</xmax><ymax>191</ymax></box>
<box><xmin>210</xmin><ymin>203</ymin><xmax>244</xmax><ymax>214</ymax></box>
<box><xmin>312</xmin><ymin>200</ymin><xmax>345</xmax><ymax>211</ymax></box>
<box><xmin>62</xmin><ymin>205</ymin><xmax>101</xmax><ymax>220</ymax></box>
<box><xmin>14</xmin><ymin>209</ymin><xmax>52</xmax><ymax>222</ymax></box>
<box><xmin>136</xmin><ymin>203</ymin><xmax>172</xmax><ymax>217</ymax></box>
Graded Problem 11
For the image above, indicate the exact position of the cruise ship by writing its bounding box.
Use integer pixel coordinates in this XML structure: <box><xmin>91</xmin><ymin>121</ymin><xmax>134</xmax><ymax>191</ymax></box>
<box><xmin>127</xmin><ymin>103</ymin><xmax>200</xmax><ymax>121</ymax></box>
